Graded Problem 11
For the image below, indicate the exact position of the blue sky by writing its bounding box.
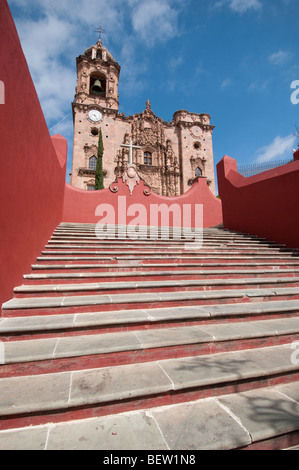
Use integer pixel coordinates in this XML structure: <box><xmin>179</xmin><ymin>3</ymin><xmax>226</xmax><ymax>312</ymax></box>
<box><xmin>7</xmin><ymin>0</ymin><xmax>299</xmax><ymax>189</ymax></box>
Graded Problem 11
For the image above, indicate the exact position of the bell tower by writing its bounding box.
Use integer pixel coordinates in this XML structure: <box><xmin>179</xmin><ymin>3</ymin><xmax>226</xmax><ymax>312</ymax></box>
<box><xmin>70</xmin><ymin>35</ymin><xmax>216</xmax><ymax>195</ymax></box>
<box><xmin>70</xmin><ymin>37</ymin><xmax>121</xmax><ymax>189</ymax></box>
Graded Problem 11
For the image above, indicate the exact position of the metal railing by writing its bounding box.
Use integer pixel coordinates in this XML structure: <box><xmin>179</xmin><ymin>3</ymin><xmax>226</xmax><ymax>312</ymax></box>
<box><xmin>238</xmin><ymin>159</ymin><xmax>291</xmax><ymax>177</ymax></box>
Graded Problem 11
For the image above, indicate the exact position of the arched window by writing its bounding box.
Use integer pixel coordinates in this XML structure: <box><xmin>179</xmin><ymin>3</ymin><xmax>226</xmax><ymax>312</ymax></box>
<box><xmin>195</xmin><ymin>167</ymin><xmax>202</xmax><ymax>177</ymax></box>
<box><xmin>144</xmin><ymin>152</ymin><xmax>152</xmax><ymax>165</ymax></box>
<box><xmin>90</xmin><ymin>74</ymin><xmax>106</xmax><ymax>96</ymax></box>
<box><xmin>89</xmin><ymin>156</ymin><xmax>97</xmax><ymax>170</ymax></box>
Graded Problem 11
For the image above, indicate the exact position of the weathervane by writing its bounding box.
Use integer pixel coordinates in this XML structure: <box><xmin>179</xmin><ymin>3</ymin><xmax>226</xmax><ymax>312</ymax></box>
<box><xmin>94</xmin><ymin>25</ymin><xmax>106</xmax><ymax>41</ymax></box>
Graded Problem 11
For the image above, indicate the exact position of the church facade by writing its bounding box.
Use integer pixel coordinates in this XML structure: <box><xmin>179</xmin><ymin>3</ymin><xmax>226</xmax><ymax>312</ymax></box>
<box><xmin>70</xmin><ymin>38</ymin><xmax>216</xmax><ymax>196</ymax></box>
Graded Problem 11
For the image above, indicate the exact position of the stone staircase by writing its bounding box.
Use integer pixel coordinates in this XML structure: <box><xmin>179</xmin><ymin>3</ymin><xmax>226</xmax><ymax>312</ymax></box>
<box><xmin>0</xmin><ymin>223</ymin><xmax>299</xmax><ymax>450</ymax></box>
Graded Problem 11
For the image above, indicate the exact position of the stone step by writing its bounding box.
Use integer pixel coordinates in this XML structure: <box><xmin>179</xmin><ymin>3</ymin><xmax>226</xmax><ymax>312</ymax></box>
<box><xmin>41</xmin><ymin>248</ymin><xmax>295</xmax><ymax>257</ymax></box>
<box><xmin>44</xmin><ymin>246</ymin><xmax>293</xmax><ymax>255</ymax></box>
<box><xmin>35</xmin><ymin>255</ymin><xmax>299</xmax><ymax>265</ymax></box>
<box><xmin>3</xmin><ymin>286</ymin><xmax>299</xmax><ymax>315</ymax></box>
<box><xmin>22</xmin><ymin>267</ymin><xmax>299</xmax><ymax>283</ymax></box>
<box><xmin>54</xmin><ymin>226</ymin><xmax>256</xmax><ymax>235</ymax></box>
<box><xmin>0</xmin><ymin>382</ymin><xmax>298</xmax><ymax>450</ymax></box>
<box><xmin>0</xmin><ymin>344</ymin><xmax>298</xmax><ymax>432</ymax></box>
<box><xmin>2</xmin><ymin>224</ymin><xmax>299</xmax><ymax>449</ymax></box>
<box><xmin>13</xmin><ymin>277</ymin><xmax>299</xmax><ymax>298</ymax></box>
<box><xmin>49</xmin><ymin>233</ymin><xmax>288</xmax><ymax>244</ymax></box>
<box><xmin>0</xmin><ymin>317</ymin><xmax>298</xmax><ymax>378</ymax></box>
<box><xmin>49</xmin><ymin>229</ymin><xmax>296</xmax><ymax>242</ymax></box>
<box><xmin>51</xmin><ymin>233</ymin><xmax>294</xmax><ymax>248</ymax></box>
<box><xmin>1</xmin><ymin>299</ymin><xmax>299</xmax><ymax>335</ymax></box>
<box><xmin>47</xmin><ymin>238</ymin><xmax>287</xmax><ymax>247</ymax></box>
<box><xmin>53</xmin><ymin>226</ymin><xmax>274</xmax><ymax>240</ymax></box>
<box><xmin>31</xmin><ymin>261</ymin><xmax>299</xmax><ymax>273</ymax></box>
<box><xmin>46</xmin><ymin>248</ymin><xmax>294</xmax><ymax>257</ymax></box>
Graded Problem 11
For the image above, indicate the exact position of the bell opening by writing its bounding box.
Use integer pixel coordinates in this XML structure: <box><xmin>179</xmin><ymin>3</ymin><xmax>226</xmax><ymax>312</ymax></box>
<box><xmin>90</xmin><ymin>76</ymin><xmax>106</xmax><ymax>96</ymax></box>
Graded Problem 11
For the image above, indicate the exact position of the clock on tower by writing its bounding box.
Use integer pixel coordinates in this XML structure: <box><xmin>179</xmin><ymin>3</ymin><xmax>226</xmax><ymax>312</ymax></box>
<box><xmin>70</xmin><ymin>37</ymin><xmax>121</xmax><ymax>190</ymax></box>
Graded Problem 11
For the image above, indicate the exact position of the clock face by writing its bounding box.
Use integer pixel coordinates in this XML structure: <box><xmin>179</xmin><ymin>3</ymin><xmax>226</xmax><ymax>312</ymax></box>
<box><xmin>88</xmin><ymin>110</ymin><xmax>103</xmax><ymax>122</ymax></box>
<box><xmin>192</xmin><ymin>126</ymin><xmax>202</xmax><ymax>137</ymax></box>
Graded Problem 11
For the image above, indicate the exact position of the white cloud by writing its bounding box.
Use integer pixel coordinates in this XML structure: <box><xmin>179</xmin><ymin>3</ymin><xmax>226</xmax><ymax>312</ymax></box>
<box><xmin>118</xmin><ymin>40</ymin><xmax>149</xmax><ymax>97</ymax></box>
<box><xmin>14</xmin><ymin>13</ymin><xmax>76</xmax><ymax>121</ymax></box>
<box><xmin>247</xmin><ymin>79</ymin><xmax>268</xmax><ymax>92</ymax></box>
<box><xmin>255</xmin><ymin>134</ymin><xmax>296</xmax><ymax>163</ymax></box>
<box><xmin>214</xmin><ymin>0</ymin><xmax>262</xmax><ymax>13</ymax></box>
<box><xmin>8</xmin><ymin>0</ymin><xmax>182</xmax><ymax>122</ymax></box>
<box><xmin>131</xmin><ymin>0</ymin><xmax>179</xmax><ymax>46</ymax></box>
<box><xmin>221</xmin><ymin>78</ymin><xmax>232</xmax><ymax>88</ymax></box>
<box><xmin>168</xmin><ymin>56</ymin><xmax>184</xmax><ymax>70</ymax></box>
<box><xmin>229</xmin><ymin>0</ymin><xmax>262</xmax><ymax>13</ymax></box>
<box><xmin>268</xmin><ymin>50</ymin><xmax>293</xmax><ymax>66</ymax></box>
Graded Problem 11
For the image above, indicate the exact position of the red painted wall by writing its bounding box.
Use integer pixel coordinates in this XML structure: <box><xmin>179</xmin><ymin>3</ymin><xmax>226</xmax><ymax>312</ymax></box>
<box><xmin>0</xmin><ymin>1</ymin><xmax>67</xmax><ymax>307</ymax></box>
<box><xmin>63</xmin><ymin>176</ymin><xmax>223</xmax><ymax>229</ymax></box>
<box><xmin>217</xmin><ymin>154</ymin><xmax>299</xmax><ymax>250</ymax></box>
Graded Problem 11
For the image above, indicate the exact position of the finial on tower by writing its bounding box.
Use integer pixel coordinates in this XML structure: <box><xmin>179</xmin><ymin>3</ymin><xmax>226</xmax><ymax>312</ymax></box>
<box><xmin>146</xmin><ymin>99</ymin><xmax>151</xmax><ymax>110</ymax></box>
<box><xmin>94</xmin><ymin>25</ymin><xmax>106</xmax><ymax>42</ymax></box>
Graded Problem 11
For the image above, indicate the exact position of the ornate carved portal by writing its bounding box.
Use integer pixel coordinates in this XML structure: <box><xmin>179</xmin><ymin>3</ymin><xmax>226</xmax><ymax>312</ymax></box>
<box><xmin>115</xmin><ymin>101</ymin><xmax>180</xmax><ymax>197</ymax></box>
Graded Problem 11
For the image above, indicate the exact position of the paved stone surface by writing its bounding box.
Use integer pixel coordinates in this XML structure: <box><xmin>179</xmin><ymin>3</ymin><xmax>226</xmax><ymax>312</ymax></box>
<box><xmin>200</xmin><ymin>317</ymin><xmax>299</xmax><ymax>341</ymax></box>
<box><xmin>4</xmin><ymin>287</ymin><xmax>299</xmax><ymax>310</ymax></box>
<box><xmin>23</xmin><ymin>267</ymin><xmax>299</xmax><ymax>280</ymax></box>
<box><xmin>47</xmin><ymin>412</ymin><xmax>168</xmax><ymax>450</ymax></box>
<box><xmin>69</xmin><ymin>362</ymin><xmax>172</xmax><ymax>408</ymax></box>
<box><xmin>1</xmin><ymin>300</ymin><xmax>299</xmax><ymax>354</ymax></box>
<box><xmin>2</xmin><ymin>318</ymin><xmax>299</xmax><ymax>365</ymax></box>
<box><xmin>160</xmin><ymin>349</ymin><xmax>262</xmax><ymax>390</ymax></box>
<box><xmin>1</xmin><ymin>382</ymin><xmax>298</xmax><ymax>450</ymax></box>
<box><xmin>54</xmin><ymin>331</ymin><xmax>142</xmax><ymax>359</ymax></box>
<box><xmin>135</xmin><ymin>325</ymin><xmax>213</xmax><ymax>349</ymax></box>
<box><xmin>1</xmin><ymin>344</ymin><xmax>296</xmax><ymax>416</ymax></box>
<box><xmin>275</xmin><ymin>381</ymin><xmax>299</xmax><ymax>403</ymax></box>
<box><xmin>0</xmin><ymin>372</ymin><xmax>71</xmax><ymax>416</ymax></box>
<box><xmin>1</xmin><ymin>225</ymin><xmax>299</xmax><ymax>451</ymax></box>
<box><xmin>4</xmin><ymin>337</ymin><xmax>58</xmax><ymax>363</ymax></box>
<box><xmin>0</xmin><ymin>426</ymin><xmax>49</xmax><ymax>450</ymax></box>
<box><xmin>14</xmin><ymin>276</ymin><xmax>299</xmax><ymax>294</ymax></box>
<box><xmin>218</xmin><ymin>387</ymin><xmax>299</xmax><ymax>443</ymax></box>
<box><xmin>151</xmin><ymin>398</ymin><xmax>251</xmax><ymax>450</ymax></box>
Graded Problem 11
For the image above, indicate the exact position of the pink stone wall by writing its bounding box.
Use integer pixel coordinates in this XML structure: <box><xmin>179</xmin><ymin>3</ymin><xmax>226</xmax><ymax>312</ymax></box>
<box><xmin>217</xmin><ymin>154</ymin><xmax>299</xmax><ymax>249</ymax></box>
<box><xmin>0</xmin><ymin>1</ymin><xmax>67</xmax><ymax>306</ymax></box>
<box><xmin>63</xmin><ymin>176</ymin><xmax>222</xmax><ymax>228</ymax></box>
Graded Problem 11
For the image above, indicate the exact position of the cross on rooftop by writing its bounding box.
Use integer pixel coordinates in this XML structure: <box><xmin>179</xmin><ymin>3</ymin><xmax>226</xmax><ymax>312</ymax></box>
<box><xmin>121</xmin><ymin>139</ymin><xmax>142</xmax><ymax>165</ymax></box>
<box><xmin>94</xmin><ymin>25</ymin><xmax>106</xmax><ymax>41</ymax></box>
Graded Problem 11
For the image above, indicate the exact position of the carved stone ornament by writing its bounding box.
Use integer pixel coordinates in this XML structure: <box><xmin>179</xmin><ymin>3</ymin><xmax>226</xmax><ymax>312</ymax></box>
<box><xmin>109</xmin><ymin>164</ymin><xmax>152</xmax><ymax>196</ymax></box>
<box><xmin>123</xmin><ymin>164</ymin><xmax>140</xmax><ymax>195</ymax></box>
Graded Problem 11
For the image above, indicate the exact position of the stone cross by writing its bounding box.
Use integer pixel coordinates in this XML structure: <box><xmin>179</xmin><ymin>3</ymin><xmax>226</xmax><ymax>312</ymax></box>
<box><xmin>121</xmin><ymin>139</ymin><xmax>142</xmax><ymax>165</ymax></box>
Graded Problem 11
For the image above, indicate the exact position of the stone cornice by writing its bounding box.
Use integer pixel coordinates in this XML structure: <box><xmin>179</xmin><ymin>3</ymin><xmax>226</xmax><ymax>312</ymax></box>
<box><xmin>78</xmin><ymin>167</ymin><xmax>107</xmax><ymax>177</ymax></box>
<box><xmin>72</xmin><ymin>101</ymin><xmax>119</xmax><ymax>117</ymax></box>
